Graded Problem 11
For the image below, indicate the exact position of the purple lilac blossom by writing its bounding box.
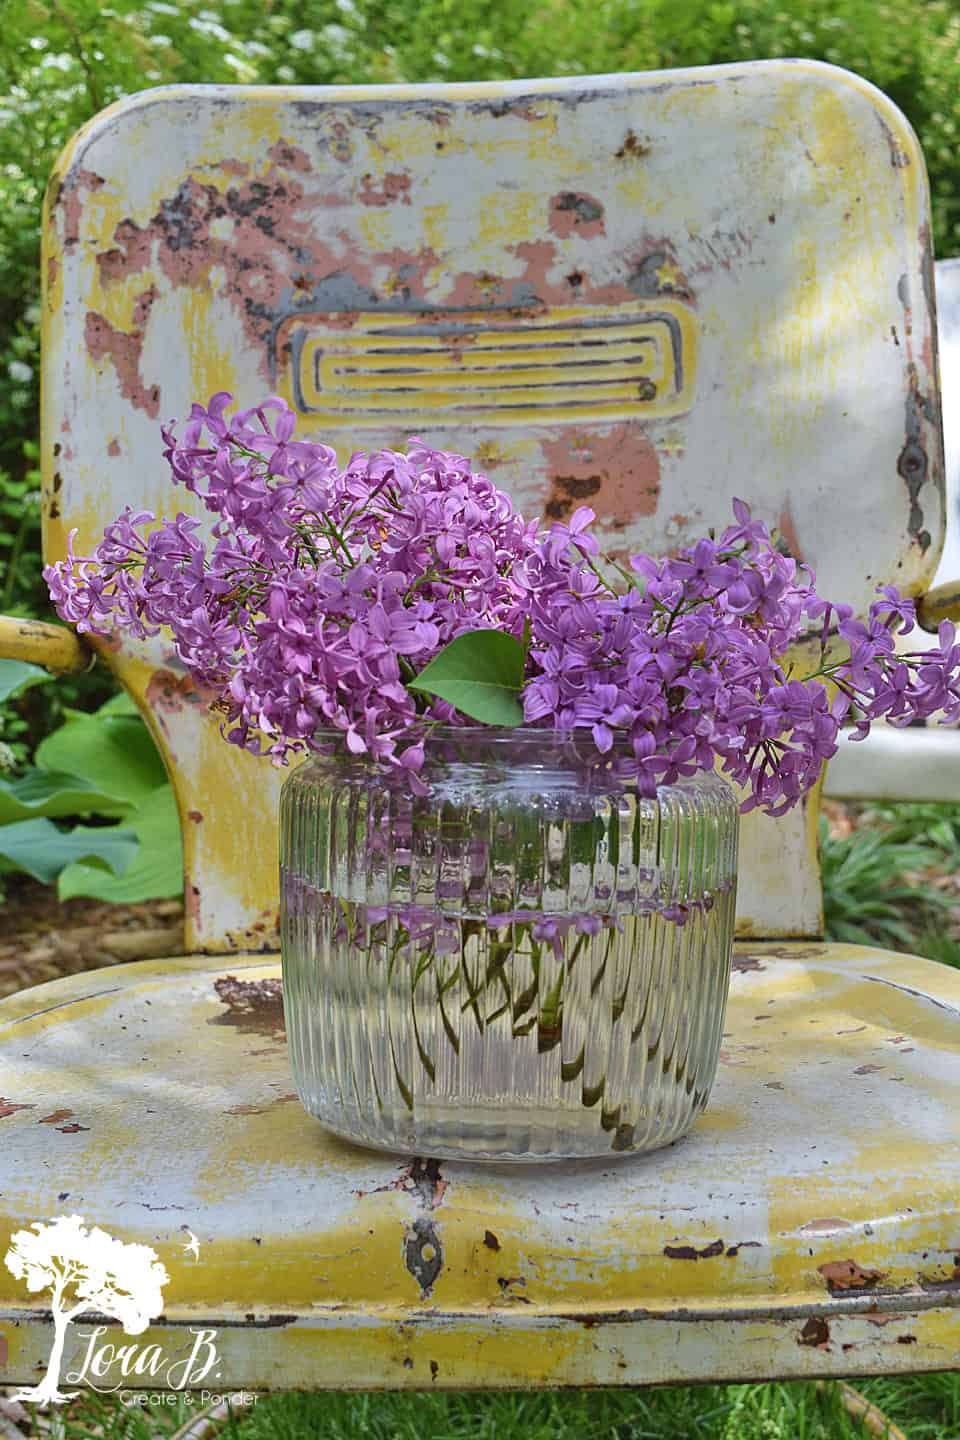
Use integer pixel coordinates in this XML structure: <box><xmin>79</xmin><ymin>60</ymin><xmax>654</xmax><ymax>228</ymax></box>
<box><xmin>45</xmin><ymin>394</ymin><xmax>960</xmax><ymax>816</ymax></box>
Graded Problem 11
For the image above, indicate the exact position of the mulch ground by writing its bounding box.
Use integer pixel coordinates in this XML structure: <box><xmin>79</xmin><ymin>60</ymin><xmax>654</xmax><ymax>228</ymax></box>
<box><xmin>0</xmin><ymin>874</ymin><xmax>185</xmax><ymax>1000</ymax></box>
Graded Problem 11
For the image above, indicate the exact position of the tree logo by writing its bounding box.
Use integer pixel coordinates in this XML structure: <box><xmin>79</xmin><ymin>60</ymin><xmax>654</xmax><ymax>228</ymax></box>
<box><xmin>4</xmin><ymin>1214</ymin><xmax>169</xmax><ymax>1406</ymax></box>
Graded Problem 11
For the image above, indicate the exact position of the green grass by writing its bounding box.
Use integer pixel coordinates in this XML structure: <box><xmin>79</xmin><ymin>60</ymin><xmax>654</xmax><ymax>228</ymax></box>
<box><xmin>33</xmin><ymin>1372</ymin><xmax>960</xmax><ymax>1438</ymax></box>
<box><xmin>37</xmin><ymin>1378</ymin><xmax>926</xmax><ymax>1440</ymax></box>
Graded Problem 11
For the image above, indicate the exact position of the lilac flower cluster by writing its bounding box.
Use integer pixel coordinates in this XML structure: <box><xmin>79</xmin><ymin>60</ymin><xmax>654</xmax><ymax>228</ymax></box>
<box><xmin>517</xmin><ymin>501</ymin><xmax>960</xmax><ymax>812</ymax></box>
<box><xmin>47</xmin><ymin>393</ymin><xmax>537</xmax><ymax>768</ymax></box>
<box><xmin>45</xmin><ymin>393</ymin><xmax>960</xmax><ymax>815</ymax></box>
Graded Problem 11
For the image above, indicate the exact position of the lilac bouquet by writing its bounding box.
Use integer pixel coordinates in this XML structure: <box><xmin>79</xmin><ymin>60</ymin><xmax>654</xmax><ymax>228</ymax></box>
<box><xmin>46</xmin><ymin>393</ymin><xmax>960</xmax><ymax>815</ymax></box>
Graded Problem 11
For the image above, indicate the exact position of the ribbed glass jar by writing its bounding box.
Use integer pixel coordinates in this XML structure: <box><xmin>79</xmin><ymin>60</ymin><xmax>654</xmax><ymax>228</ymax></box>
<box><xmin>280</xmin><ymin>729</ymin><xmax>739</xmax><ymax>1162</ymax></box>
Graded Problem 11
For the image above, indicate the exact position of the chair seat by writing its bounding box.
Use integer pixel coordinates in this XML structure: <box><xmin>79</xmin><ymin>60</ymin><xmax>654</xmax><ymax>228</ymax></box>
<box><xmin>1</xmin><ymin>943</ymin><xmax>957</xmax><ymax>1391</ymax></box>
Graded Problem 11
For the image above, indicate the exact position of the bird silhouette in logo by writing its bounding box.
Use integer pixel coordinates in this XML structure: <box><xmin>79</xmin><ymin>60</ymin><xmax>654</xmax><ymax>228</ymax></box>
<box><xmin>180</xmin><ymin>1228</ymin><xmax>201</xmax><ymax>1262</ymax></box>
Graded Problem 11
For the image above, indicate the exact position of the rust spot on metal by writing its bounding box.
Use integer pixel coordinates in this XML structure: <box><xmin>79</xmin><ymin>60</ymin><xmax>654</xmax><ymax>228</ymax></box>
<box><xmin>897</xmin><ymin>1334</ymin><xmax>918</xmax><ymax>1344</ymax></box>
<box><xmin>39</xmin><ymin>1109</ymin><xmax>75</xmax><ymax>1125</ymax></box>
<box><xmin>106</xmin><ymin>439</ymin><xmax>120</xmax><ymax>457</ymax></box>
<box><xmin>187</xmin><ymin>809</ymin><xmax>203</xmax><ymax>823</ymax></box>
<box><xmin>819</xmin><ymin>1259</ymin><xmax>886</xmax><ymax>1292</ymax></box>
<box><xmin>404</xmin><ymin>1215</ymin><xmax>443</xmax><ymax>1296</ymax></box>
<box><xmin>664</xmin><ymin>1239</ymin><xmax>724</xmax><ymax>1260</ymax></box>
<box><xmin>429</xmin><ymin>1360</ymin><xmax>439</xmax><ymax>1382</ymax></box>
<box><xmin>84</xmin><ymin>309</ymin><xmax>160</xmax><ymax>419</ymax></box>
<box><xmin>57</xmin><ymin>1123</ymin><xmax>89</xmax><ymax>1133</ymax></box>
<box><xmin>359</xmin><ymin>171</ymin><xmax>412</xmax><ymax>207</ymax></box>
<box><xmin>146</xmin><ymin>669</ymin><xmax>206</xmax><ymax>724</ymax></box>
<box><xmin>732</xmin><ymin>955</ymin><xmax>766</xmax><ymax>973</ymax></box>
<box><xmin>210</xmin><ymin>974</ymin><xmax>285</xmax><ymax>1040</ymax></box>
<box><xmin>759</xmin><ymin>945</ymin><xmax>826</xmax><ymax>959</ymax></box>
<box><xmin>542</xmin><ymin>426</ymin><xmax>660</xmax><ymax>527</ymax></box>
<box><xmin>185</xmin><ymin>883</ymin><xmax>201</xmax><ymax>926</ymax></box>
<box><xmin>496</xmin><ymin>1275</ymin><xmax>531</xmax><ymax>1303</ymax></box>
<box><xmin>775</xmin><ymin>501</ymin><xmax>804</xmax><ymax>564</ymax></box>
<box><xmin>402</xmin><ymin>1159</ymin><xmax>446</xmax><ymax>1296</ymax></box>
<box><xmin>407</xmin><ymin>1156</ymin><xmax>447</xmax><ymax>1209</ymax></box>
<box><xmin>0</xmin><ymin>1098</ymin><xmax>36</xmax><ymax>1119</ymax></box>
<box><xmin>854</xmin><ymin>1064</ymin><xmax>884</xmax><ymax>1075</ymax></box>
<box><xmin>98</xmin><ymin>219</ymin><xmax>155</xmax><ymax>284</ymax></box>
<box><xmin>897</xmin><ymin>362</ymin><xmax>933</xmax><ymax>551</ymax></box>
<box><xmin>268</xmin><ymin>141</ymin><xmax>311</xmax><ymax>173</ymax></box>
<box><xmin>483</xmin><ymin>1230</ymin><xmax>501</xmax><ymax>1251</ymax></box>
<box><xmin>224</xmin><ymin>1094</ymin><xmax>297</xmax><ymax>1116</ymax></box>
<box><xmin>549</xmin><ymin>192</ymin><xmax>605</xmax><ymax>240</ymax></box>
<box><xmin>58</xmin><ymin>167</ymin><xmax>104</xmax><ymax>245</ymax></box>
<box><xmin>797</xmin><ymin>1218</ymin><xmax>853</xmax><ymax>1237</ymax></box>
<box><xmin>95</xmin><ymin>156</ymin><xmax>340</xmax><ymax>363</ymax></box>
<box><xmin>615</xmin><ymin>129</ymin><xmax>650</xmax><ymax>160</ymax></box>
<box><xmin>798</xmin><ymin>1316</ymin><xmax>830</xmax><ymax>1347</ymax></box>
<box><xmin>875</xmin><ymin>111</ymin><xmax>911</xmax><ymax>170</ymax></box>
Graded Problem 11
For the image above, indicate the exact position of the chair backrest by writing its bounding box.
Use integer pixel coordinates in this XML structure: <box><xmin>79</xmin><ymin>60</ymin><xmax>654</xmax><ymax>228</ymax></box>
<box><xmin>42</xmin><ymin>62</ymin><xmax>943</xmax><ymax>950</ymax></box>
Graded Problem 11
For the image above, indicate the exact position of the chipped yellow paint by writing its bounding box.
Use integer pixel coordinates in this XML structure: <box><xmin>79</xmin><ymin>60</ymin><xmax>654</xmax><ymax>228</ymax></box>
<box><xmin>0</xmin><ymin>942</ymin><xmax>957</xmax><ymax>1388</ymax></box>
<box><xmin>476</xmin><ymin>191</ymin><xmax>539</xmax><ymax>248</ymax></box>
<box><xmin>420</xmin><ymin>201</ymin><xmax>451</xmax><ymax>256</ymax></box>
<box><xmin>174</xmin><ymin>285</ymin><xmax>246</xmax><ymax>411</ymax></box>
<box><xmin>356</xmin><ymin>209</ymin><xmax>396</xmax><ymax>251</ymax></box>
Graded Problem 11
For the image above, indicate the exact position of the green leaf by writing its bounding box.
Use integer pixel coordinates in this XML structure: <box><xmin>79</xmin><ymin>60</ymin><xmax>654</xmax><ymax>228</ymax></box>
<box><xmin>57</xmin><ymin>786</ymin><xmax>182</xmax><ymax>904</ymax></box>
<box><xmin>36</xmin><ymin>713</ymin><xmax>167</xmax><ymax>807</ymax></box>
<box><xmin>0</xmin><ymin>658</ymin><xmax>52</xmax><ymax>703</ymax></box>
<box><xmin>408</xmin><ymin>630</ymin><xmax>526</xmax><ymax>726</ymax></box>
<box><xmin>0</xmin><ymin>817</ymin><xmax>138</xmax><ymax>885</ymax></box>
<box><xmin>0</xmin><ymin>768</ymin><xmax>130</xmax><ymax>824</ymax></box>
<box><xmin>96</xmin><ymin>690</ymin><xmax>141</xmax><ymax>717</ymax></box>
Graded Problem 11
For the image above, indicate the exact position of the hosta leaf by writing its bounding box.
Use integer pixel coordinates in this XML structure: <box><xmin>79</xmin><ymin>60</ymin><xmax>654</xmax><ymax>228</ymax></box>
<box><xmin>57</xmin><ymin>786</ymin><xmax>182</xmax><ymax>904</ymax></box>
<box><xmin>97</xmin><ymin>691</ymin><xmax>141</xmax><ymax>717</ymax></box>
<box><xmin>408</xmin><ymin>630</ymin><xmax>526</xmax><ymax>726</ymax></box>
<box><xmin>0</xmin><ymin>818</ymin><xmax>138</xmax><ymax>886</ymax></box>
<box><xmin>0</xmin><ymin>769</ymin><xmax>130</xmax><ymax>824</ymax></box>
<box><xmin>0</xmin><ymin>658</ymin><xmax>53</xmax><ymax>703</ymax></box>
<box><xmin>36</xmin><ymin>713</ymin><xmax>167</xmax><ymax>807</ymax></box>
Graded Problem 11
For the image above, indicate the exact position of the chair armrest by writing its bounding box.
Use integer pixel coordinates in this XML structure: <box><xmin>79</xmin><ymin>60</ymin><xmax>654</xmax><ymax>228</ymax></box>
<box><xmin>0</xmin><ymin>615</ymin><xmax>93</xmax><ymax>674</ymax></box>
<box><xmin>917</xmin><ymin>582</ymin><xmax>960</xmax><ymax>633</ymax></box>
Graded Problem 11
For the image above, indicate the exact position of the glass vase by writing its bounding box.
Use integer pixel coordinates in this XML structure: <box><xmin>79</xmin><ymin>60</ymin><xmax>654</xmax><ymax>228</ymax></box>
<box><xmin>280</xmin><ymin>729</ymin><xmax>739</xmax><ymax>1162</ymax></box>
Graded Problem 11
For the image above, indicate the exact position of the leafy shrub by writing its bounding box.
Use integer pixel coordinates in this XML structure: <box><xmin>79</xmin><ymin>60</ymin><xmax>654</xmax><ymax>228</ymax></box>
<box><xmin>821</xmin><ymin>808</ymin><xmax>958</xmax><ymax>954</ymax></box>
<box><xmin>0</xmin><ymin>659</ymin><xmax>180</xmax><ymax>901</ymax></box>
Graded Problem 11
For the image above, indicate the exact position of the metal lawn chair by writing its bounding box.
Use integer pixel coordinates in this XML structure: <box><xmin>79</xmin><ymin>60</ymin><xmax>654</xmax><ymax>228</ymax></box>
<box><xmin>0</xmin><ymin>63</ymin><xmax>958</xmax><ymax>1392</ymax></box>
